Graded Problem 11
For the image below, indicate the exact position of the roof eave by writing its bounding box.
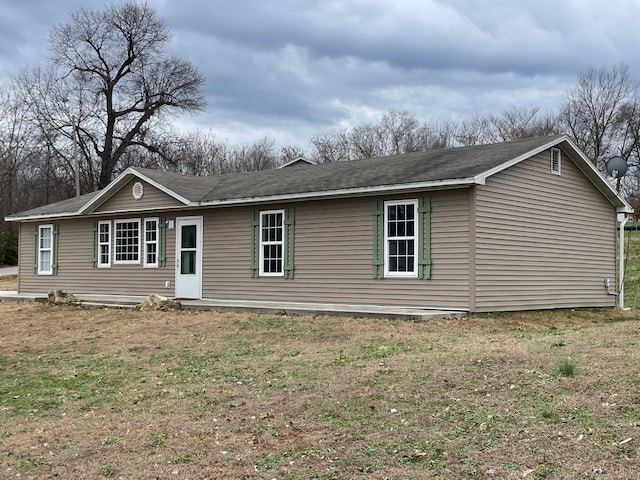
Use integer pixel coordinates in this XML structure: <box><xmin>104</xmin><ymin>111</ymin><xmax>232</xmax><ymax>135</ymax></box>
<box><xmin>4</xmin><ymin>211</ymin><xmax>82</xmax><ymax>222</ymax></box>
<box><xmin>197</xmin><ymin>177</ymin><xmax>480</xmax><ymax>207</ymax></box>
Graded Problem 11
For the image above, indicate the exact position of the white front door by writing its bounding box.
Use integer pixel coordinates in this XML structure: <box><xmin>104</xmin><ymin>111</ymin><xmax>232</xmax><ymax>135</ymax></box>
<box><xmin>175</xmin><ymin>216</ymin><xmax>203</xmax><ymax>299</ymax></box>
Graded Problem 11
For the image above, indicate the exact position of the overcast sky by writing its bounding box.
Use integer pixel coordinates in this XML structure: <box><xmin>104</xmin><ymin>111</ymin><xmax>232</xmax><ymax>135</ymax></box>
<box><xmin>1</xmin><ymin>0</ymin><xmax>640</xmax><ymax>151</ymax></box>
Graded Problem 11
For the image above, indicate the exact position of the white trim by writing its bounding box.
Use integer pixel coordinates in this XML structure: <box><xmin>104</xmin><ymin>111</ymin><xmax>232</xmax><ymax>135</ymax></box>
<box><xmin>37</xmin><ymin>224</ymin><xmax>54</xmax><ymax>275</ymax></box>
<box><xmin>259</xmin><ymin>209</ymin><xmax>285</xmax><ymax>277</ymax></box>
<box><xmin>143</xmin><ymin>217</ymin><xmax>159</xmax><ymax>268</ymax></box>
<box><xmin>199</xmin><ymin>178</ymin><xmax>479</xmax><ymax>208</ymax></box>
<box><xmin>97</xmin><ymin>220</ymin><xmax>111</xmax><ymax>268</ymax></box>
<box><xmin>384</xmin><ymin>199</ymin><xmax>418</xmax><ymax>278</ymax></box>
<box><xmin>113</xmin><ymin>218</ymin><xmax>141</xmax><ymax>264</ymax></box>
<box><xmin>78</xmin><ymin>167</ymin><xmax>191</xmax><ymax>215</ymax></box>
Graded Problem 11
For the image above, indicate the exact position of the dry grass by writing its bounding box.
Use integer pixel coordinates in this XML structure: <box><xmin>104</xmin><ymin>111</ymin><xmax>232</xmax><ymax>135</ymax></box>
<box><xmin>0</xmin><ymin>275</ymin><xmax>16</xmax><ymax>291</ymax></box>
<box><xmin>1</xmin><ymin>303</ymin><xmax>639</xmax><ymax>479</ymax></box>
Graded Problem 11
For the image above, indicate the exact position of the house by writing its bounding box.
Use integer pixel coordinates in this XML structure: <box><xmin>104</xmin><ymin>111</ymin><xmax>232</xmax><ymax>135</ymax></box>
<box><xmin>4</xmin><ymin>135</ymin><xmax>632</xmax><ymax>313</ymax></box>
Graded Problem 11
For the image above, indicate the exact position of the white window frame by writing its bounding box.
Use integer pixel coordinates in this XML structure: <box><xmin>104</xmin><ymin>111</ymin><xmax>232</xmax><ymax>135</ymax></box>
<box><xmin>97</xmin><ymin>220</ymin><xmax>111</xmax><ymax>268</ymax></box>
<box><xmin>38</xmin><ymin>224</ymin><xmax>53</xmax><ymax>275</ymax></box>
<box><xmin>384</xmin><ymin>199</ymin><xmax>418</xmax><ymax>278</ymax></box>
<box><xmin>259</xmin><ymin>209</ymin><xmax>285</xmax><ymax>277</ymax></box>
<box><xmin>113</xmin><ymin>219</ymin><xmax>141</xmax><ymax>264</ymax></box>
<box><xmin>551</xmin><ymin>148</ymin><xmax>561</xmax><ymax>175</ymax></box>
<box><xmin>143</xmin><ymin>217</ymin><xmax>159</xmax><ymax>268</ymax></box>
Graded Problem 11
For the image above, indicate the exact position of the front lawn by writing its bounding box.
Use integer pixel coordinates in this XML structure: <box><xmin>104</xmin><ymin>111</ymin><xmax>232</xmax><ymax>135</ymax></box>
<box><xmin>1</xmin><ymin>303</ymin><xmax>639</xmax><ymax>479</ymax></box>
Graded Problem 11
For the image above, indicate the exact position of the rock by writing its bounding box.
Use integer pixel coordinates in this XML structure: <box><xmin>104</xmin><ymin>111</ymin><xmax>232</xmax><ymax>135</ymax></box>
<box><xmin>47</xmin><ymin>289</ymin><xmax>78</xmax><ymax>304</ymax></box>
<box><xmin>138</xmin><ymin>293</ymin><xmax>181</xmax><ymax>311</ymax></box>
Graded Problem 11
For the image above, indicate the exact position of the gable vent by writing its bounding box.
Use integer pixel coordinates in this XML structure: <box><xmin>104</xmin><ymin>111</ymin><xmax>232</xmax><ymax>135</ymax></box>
<box><xmin>551</xmin><ymin>148</ymin><xmax>561</xmax><ymax>175</ymax></box>
<box><xmin>132</xmin><ymin>181</ymin><xmax>144</xmax><ymax>200</ymax></box>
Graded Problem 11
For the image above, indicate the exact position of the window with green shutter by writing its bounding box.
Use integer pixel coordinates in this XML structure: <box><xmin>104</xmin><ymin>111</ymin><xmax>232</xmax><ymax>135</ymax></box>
<box><xmin>251</xmin><ymin>208</ymin><xmax>295</xmax><ymax>278</ymax></box>
<box><xmin>35</xmin><ymin>224</ymin><xmax>58</xmax><ymax>275</ymax></box>
<box><xmin>373</xmin><ymin>197</ymin><xmax>431</xmax><ymax>279</ymax></box>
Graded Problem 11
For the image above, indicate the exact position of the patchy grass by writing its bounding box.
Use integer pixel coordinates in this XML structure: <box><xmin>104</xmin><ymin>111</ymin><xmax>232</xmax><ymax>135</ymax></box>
<box><xmin>1</xmin><ymin>303</ymin><xmax>640</xmax><ymax>479</ymax></box>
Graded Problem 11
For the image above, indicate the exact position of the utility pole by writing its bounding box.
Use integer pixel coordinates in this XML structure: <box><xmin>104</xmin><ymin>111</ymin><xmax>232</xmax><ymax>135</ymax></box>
<box><xmin>73</xmin><ymin>120</ymin><xmax>80</xmax><ymax>197</ymax></box>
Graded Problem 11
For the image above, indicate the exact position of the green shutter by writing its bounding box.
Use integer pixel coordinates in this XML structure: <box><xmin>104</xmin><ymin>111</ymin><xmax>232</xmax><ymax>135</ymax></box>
<box><xmin>92</xmin><ymin>222</ymin><xmax>98</xmax><ymax>268</ymax></box>
<box><xmin>372</xmin><ymin>200</ymin><xmax>384</xmax><ymax>279</ymax></box>
<box><xmin>284</xmin><ymin>208</ymin><xmax>295</xmax><ymax>279</ymax></box>
<box><xmin>250</xmin><ymin>210</ymin><xmax>260</xmax><ymax>278</ymax></box>
<box><xmin>51</xmin><ymin>225</ymin><xmax>59</xmax><ymax>275</ymax></box>
<box><xmin>158</xmin><ymin>218</ymin><xmax>166</xmax><ymax>267</ymax></box>
<box><xmin>418</xmin><ymin>197</ymin><xmax>432</xmax><ymax>280</ymax></box>
<box><xmin>33</xmin><ymin>226</ymin><xmax>39</xmax><ymax>274</ymax></box>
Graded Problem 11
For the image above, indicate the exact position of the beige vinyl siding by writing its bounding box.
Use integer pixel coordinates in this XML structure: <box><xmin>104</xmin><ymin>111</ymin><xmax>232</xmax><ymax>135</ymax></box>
<box><xmin>474</xmin><ymin>148</ymin><xmax>616</xmax><ymax>312</ymax></box>
<box><xmin>201</xmin><ymin>190</ymin><xmax>470</xmax><ymax>309</ymax></box>
<box><xmin>18</xmin><ymin>217</ymin><xmax>176</xmax><ymax>296</ymax></box>
<box><xmin>94</xmin><ymin>179</ymin><xmax>184</xmax><ymax>213</ymax></box>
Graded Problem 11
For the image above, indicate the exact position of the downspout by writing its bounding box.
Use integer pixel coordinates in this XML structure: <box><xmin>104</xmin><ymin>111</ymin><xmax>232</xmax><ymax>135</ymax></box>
<box><xmin>618</xmin><ymin>214</ymin><xmax>629</xmax><ymax>309</ymax></box>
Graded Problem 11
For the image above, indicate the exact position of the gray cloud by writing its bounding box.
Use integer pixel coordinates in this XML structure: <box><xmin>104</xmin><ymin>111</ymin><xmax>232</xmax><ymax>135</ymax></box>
<box><xmin>1</xmin><ymin>0</ymin><xmax>640</xmax><ymax>148</ymax></box>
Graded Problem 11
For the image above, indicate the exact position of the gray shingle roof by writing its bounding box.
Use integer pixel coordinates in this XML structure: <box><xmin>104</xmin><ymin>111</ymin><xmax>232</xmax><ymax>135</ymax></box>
<box><xmin>7</xmin><ymin>190</ymin><xmax>101</xmax><ymax>219</ymax></box>
<box><xmin>139</xmin><ymin>135</ymin><xmax>566</xmax><ymax>203</ymax></box>
<box><xmin>9</xmin><ymin>134</ymin><xmax>628</xmax><ymax>220</ymax></box>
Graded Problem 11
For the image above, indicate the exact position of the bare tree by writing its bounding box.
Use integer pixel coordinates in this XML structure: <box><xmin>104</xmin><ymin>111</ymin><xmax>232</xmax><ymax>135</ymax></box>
<box><xmin>489</xmin><ymin>106</ymin><xmax>560</xmax><ymax>142</ymax></box>
<box><xmin>230</xmin><ymin>138</ymin><xmax>278</xmax><ymax>172</ymax></box>
<box><xmin>454</xmin><ymin>113</ymin><xmax>492</xmax><ymax>146</ymax></box>
<box><xmin>309</xmin><ymin>130</ymin><xmax>351</xmax><ymax>163</ymax></box>
<box><xmin>560</xmin><ymin>64</ymin><xmax>637</xmax><ymax>164</ymax></box>
<box><xmin>309</xmin><ymin>110</ymin><xmax>456</xmax><ymax>162</ymax></box>
<box><xmin>16</xmin><ymin>2</ymin><xmax>205</xmax><ymax>191</ymax></box>
<box><xmin>279</xmin><ymin>145</ymin><xmax>307</xmax><ymax>164</ymax></box>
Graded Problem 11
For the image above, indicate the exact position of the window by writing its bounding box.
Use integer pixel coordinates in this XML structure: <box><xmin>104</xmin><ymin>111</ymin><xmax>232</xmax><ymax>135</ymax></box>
<box><xmin>384</xmin><ymin>200</ymin><xmax>418</xmax><ymax>277</ymax></box>
<box><xmin>97</xmin><ymin>221</ymin><xmax>111</xmax><ymax>268</ymax></box>
<box><xmin>114</xmin><ymin>219</ymin><xmax>140</xmax><ymax>264</ymax></box>
<box><xmin>38</xmin><ymin>225</ymin><xmax>53</xmax><ymax>275</ymax></box>
<box><xmin>144</xmin><ymin>218</ymin><xmax>159</xmax><ymax>268</ymax></box>
<box><xmin>551</xmin><ymin>148</ymin><xmax>561</xmax><ymax>175</ymax></box>
<box><xmin>259</xmin><ymin>210</ymin><xmax>284</xmax><ymax>276</ymax></box>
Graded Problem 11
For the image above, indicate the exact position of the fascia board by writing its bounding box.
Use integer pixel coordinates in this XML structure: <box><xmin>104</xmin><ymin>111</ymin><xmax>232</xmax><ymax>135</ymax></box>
<box><xmin>5</xmin><ymin>211</ymin><xmax>83</xmax><ymax>222</ymax></box>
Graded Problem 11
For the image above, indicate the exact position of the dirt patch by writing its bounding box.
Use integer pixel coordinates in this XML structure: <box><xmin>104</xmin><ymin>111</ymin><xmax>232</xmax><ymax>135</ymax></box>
<box><xmin>1</xmin><ymin>303</ymin><xmax>639</xmax><ymax>479</ymax></box>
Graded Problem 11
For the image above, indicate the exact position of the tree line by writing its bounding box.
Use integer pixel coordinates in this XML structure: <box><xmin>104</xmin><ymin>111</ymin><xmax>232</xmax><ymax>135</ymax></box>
<box><xmin>2</xmin><ymin>2</ymin><xmax>640</xmax><ymax>263</ymax></box>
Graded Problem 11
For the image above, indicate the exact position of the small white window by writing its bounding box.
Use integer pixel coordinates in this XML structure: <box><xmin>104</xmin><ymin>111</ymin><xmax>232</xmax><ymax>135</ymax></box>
<box><xmin>98</xmin><ymin>221</ymin><xmax>111</xmax><ymax>268</ymax></box>
<box><xmin>259</xmin><ymin>210</ymin><xmax>284</xmax><ymax>276</ymax></box>
<box><xmin>38</xmin><ymin>224</ymin><xmax>53</xmax><ymax>275</ymax></box>
<box><xmin>384</xmin><ymin>200</ymin><xmax>418</xmax><ymax>278</ymax></box>
<box><xmin>144</xmin><ymin>218</ymin><xmax>159</xmax><ymax>268</ymax></box>
<box><xmin>551</xmin><ymin>148</ymin><xmax>561</xmax><ymax>175</ymax></box>
<box><xmin>114</xmin><ymin>219</ymin><xmax>141</xmax><ymax>264</ymax></box>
